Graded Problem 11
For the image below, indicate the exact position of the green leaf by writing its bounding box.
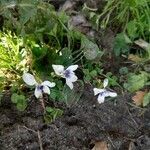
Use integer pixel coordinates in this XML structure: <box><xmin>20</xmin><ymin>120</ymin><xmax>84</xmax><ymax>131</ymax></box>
<box><xmin>83</xmin><ymin>69</ymin><xmax>89</xmax><ymax>74</ymax></box>
<box><xmin>18</xmin><ymin>1</ymin><xmax>38</xmax><ymax>25</ymax></box>
<box><xmin>11</xmin><ymin>93</ymin><xmax>19</xmax><ymax>103</ymax></box>
<box><xmin>124</xmin><ymin>72</ymin><xmax>148</xmax><ymax>92</ymax></box>
<box><xmin>119</xmin><ymin>67</ymin><xmax>128</xmax><ymax>75</ymax></box>
<box><xmin>0</xmin><ymin>76</ymin><xmax>5</xmax><ymax>82</ymax></box>
<box><xmin>50</xmin><ymin>89</ymin><xmax>64</xmax><ymax>101</ymax></box>
<box><xmin>0</xmin><ymin>92</ymin><xmax>3</xmax><ymax>104</ymax></box>
<box><xmin>45</xmin><ymin>107</ymin><xmax>53</xmax><ymax>113</ymax></box>
<box><xmin>143</xmin><ymin>92</ymin><xmax>150</xmax><ymax>107</ymax></box>
<box><xmin>17</xmin><ymin>102</ymin><xmax>27</xmax><ymax>111</ymax></box>
<box><xmin>81</xmin><ymin>36</ymin><xmax>103</xmax><ymax>60</ymax></box>
<box><xmin>17</xmin><ymin>95</ymin><xmax>27</xmax><ymax>111</ymax></box>
<box><xmin>62</xmin><ymin>80</ymin><xmax>84</xmax><ymax>106</ymax></box>
<box><xmin>56</xmin><ymin>48</ymin><xmax>72</xmax><ymax>65</ymax></box>
<box><xmin>11</xmin><ymin>93</ymin><xmax>27</xmax><ymax>111</ymax></box>
<box><xmin>113</xmin><ymin>33</ymin><xmax>132</xmax><ymax>56</ymax></box>
<box><xmin>84</xmin><ymin>75</ymin><xmax>91</xmax><ymax>81</ymax></box>
<box><xmin>32</xmin><ymin>46</ymin><xmax>47</xmax><ymax>58</ymax></box>
<box><xmin>90</xmin><ymin>70</ymin><xmax>97</xmax><ymax>77</ymax></box>
<box><xmin>18</xmin><ymin>95</ymin><xmax>26</xmax><ymax>101</ymax></box>
<box><xmin>44</xmin><ymin>106</ymin><xmax>63</xmax><ymax>123</ymax></box>
<box><xmin>50</xmin><ymin>89</ymin><xmax>57</xmax><ymax>100</ymax></box>
<box><xmin>126</xmin><ymin>20</ymin><xmax>137</xmax><ymax>39</ymax></box>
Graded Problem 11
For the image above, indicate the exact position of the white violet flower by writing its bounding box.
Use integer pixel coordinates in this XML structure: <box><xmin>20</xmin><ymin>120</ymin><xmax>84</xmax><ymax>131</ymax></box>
<box><xmin>23</xmin><ymin>73</ymin><xmax>55</xmax><ymax>98</ymax></box>
<box><xmin>52</xmin><ymin>64</ymin><xmax>78</xmax><ymax>89</ymax></box>
<box><xmin>93</xmin><ymin>78</ymin><xmax>117</xmax><ymax>104</ymax></box>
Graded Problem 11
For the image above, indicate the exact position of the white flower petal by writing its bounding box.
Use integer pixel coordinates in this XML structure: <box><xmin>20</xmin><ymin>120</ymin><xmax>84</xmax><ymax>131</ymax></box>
<box><xmin>100</xmin><ymin>90</ymin><xmax>110</xmax><ymax>97</ymax></box>
<box><xmin>97</xmin><ymin>94</ymin><xmax>105</xmax><ymax>104</ymax></box>
<box><xmin>52</xmin><ymin>64</ymin><xmax>64</xmax><ymax>76</ymax></box>
<box><xmin>66</xmin><ymin>65</ymin><xmax>78</xmax><ymax>71</ymax></box>
<box><xmin>68</xmin><ymin>74</ymin><xmax>78</xmax><ymax>82</ymax></box>
<box><xmin>43</xmin><ymin>86</ymin><xmax>50</xmax><ymax>95</ymax></box>
<box><xmin>34</xmin><ymin>87</ymin><xmax>42</xmax><ymax>98</ymax></box>
<box><xmin>42</xmin><ymin>81</ymin><xmax>56</xmax><ymax>87</ymax></box>
<box><xmin>107</xmin><ymin>91</ymin><xmax>117</xmax><ymax>97</ymax></box>
<box><xmin>103</xmin><ymin>78</ymin><xmax>108</xmax><ymax>88</ymax></box>
<box><xmin>66</xmin><ymin>79</ymin><xmax>73</xmax><ymax>89</ymax></box>
<box><xmin>23</xmin><ymin>73</ymin><xmax>37</xmax><ymax>86</ymax></box>
<box><xmin>93</xmin><ymin>88</ymin><xmax>105</xmax><ymax>96</ymax></box>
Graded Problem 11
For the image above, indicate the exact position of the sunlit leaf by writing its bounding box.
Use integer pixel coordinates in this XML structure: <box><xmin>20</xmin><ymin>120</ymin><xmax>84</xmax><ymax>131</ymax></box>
<box><xmin>126</xmin><ymin>20</ymin><xmax>137</xmax><ymax>39</ymax></box>
<box><xmin>11</xmin><ymin>93</ymin><xmax>27</xmax><ymax>111</ymax></box>
<box><xmin>128</xmin><ymin>54</ymin><xmax>143</xmax><ymax>63</ymax></box>
<box><xmin>143</xmin><ymin>92</ymin><xmax>150</xmax><ymax>107</ymax></box>
<box><xmin>124</xmin><ymin>72</ymin><xmax>148</xmax><ymax>92</ymax></box>
<box><xmin>11</xmin><ymin>93</ymin><xmax>19</xmax><ymax>103</ymax></box>
<box><xmin>81</xmin><ymin>36</ymin><xmax>103</xmax><ymax>60</ymax></box>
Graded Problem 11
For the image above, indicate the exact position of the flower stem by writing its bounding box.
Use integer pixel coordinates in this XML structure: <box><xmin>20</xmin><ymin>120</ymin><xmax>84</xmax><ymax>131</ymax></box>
<box><xmin>39</xmin><ymin>98</ymin><xmax>45</xmax><ymax>111</ymax></box>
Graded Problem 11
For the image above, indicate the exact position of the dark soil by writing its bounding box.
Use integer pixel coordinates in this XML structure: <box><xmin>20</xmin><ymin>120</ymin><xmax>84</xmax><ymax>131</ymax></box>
<box><xmin>0</xmin><ymin>85</ymin><xmax>150</xmax><ymax>150</ymax></box>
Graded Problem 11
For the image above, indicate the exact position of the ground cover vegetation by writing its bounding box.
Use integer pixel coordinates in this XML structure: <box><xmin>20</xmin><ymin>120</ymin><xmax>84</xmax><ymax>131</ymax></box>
<box><xmin>0</xmin><ymin>0</ymin><xmax>150</xmax><ymax>149</ymax></box>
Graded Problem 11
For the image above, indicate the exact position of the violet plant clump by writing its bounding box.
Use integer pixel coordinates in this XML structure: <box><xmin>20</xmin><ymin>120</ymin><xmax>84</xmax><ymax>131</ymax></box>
<box><xmin>93</xmin><ymin>78</ymin><xmax>117</xmax><ymax>104</ymax></box>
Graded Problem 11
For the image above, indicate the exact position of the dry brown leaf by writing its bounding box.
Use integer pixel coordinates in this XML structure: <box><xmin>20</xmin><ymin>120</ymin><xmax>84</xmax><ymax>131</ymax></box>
<box><xmin>128</xmin><ymin>54</ymin><xmax>142</xmax><ymax>63</ymax></box>
<box><xmin>132</xmin><ymin>91</ymin><xmax>147</xmax><ymax>106</ymax></box>
<box><xmin>92</xmin><ymin>141</ymin><xmax>108</xmax><ymax>150</ymax></box>
<box><xmin>134</xmin><ymin>39</ymin><xmax>150</xmax><ymax>50</ymax></box>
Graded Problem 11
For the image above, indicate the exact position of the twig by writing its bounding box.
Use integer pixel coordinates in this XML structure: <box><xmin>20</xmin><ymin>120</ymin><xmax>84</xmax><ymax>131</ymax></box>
<box><xmin>37</xmin><ymin>130</ymin><xmax>43</xmax><ymax>150</ymax></box>
<box><xmin>126</xmin><ymin>106</ymin><xmax>139</xmax><ymax>129</ymax></box>
<box><xmin>19</xmin><ymin>126</ymin><xmax>43</xmax><ymax>150</ymax></box>
<box><xmin>20</xmin><ymin>125</ymin><xmax>37</xmax><ymax>134</ymax></box>
<box><xmin>126</xmin><ymin>102</ymin><xmax>145</xmax><ymax>110</ymax></box>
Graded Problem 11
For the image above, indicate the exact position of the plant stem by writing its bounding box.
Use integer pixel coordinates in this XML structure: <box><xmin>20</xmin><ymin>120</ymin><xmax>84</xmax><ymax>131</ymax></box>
<box><xmin>39</xmin><ymin>98</ymin><xmax>45</xmax><ymax>111</ymax></box>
